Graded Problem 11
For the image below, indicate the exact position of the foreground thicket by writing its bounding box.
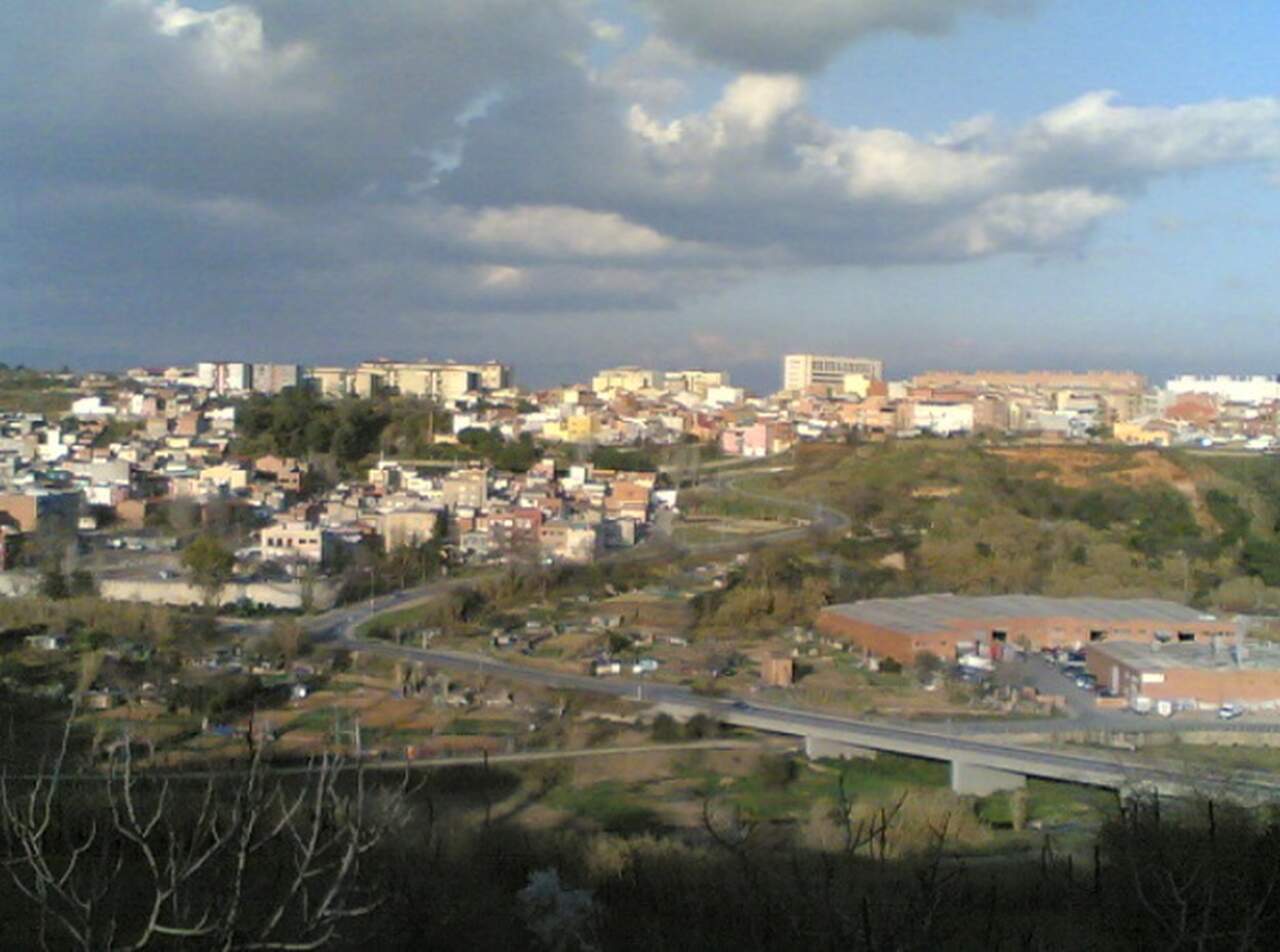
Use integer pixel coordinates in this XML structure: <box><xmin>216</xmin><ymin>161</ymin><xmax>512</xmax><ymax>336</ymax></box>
<box><xmin>1</xmin><ymin>715</ymin><xmax>412</xmax><ymax>951</ymax></box>
<box><xmin>6</xmin><ymin>715</ymin><xmax>1280</xmax><ymax>951</ymax></box>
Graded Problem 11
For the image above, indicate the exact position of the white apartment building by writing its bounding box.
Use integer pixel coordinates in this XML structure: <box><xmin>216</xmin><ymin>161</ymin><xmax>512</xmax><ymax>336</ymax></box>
<box><xmin>197</xmin><ymin>361</ymin><xmax>252</xmax><ymax>394</ymax></box>
<box><xmin>260</xmin><ymin>520</ymin><xmax>331</xmax><ymax>564</ymax></box>
<box><xmin>910</xmin><ymin>402</ymin><xmax>975</xmax><ymax>436</ymax></box>
<box><xmin>353</xmin><ymin>360</ymin><xmax>511</xmax><ymax>399</ymax></box>
<box><xmin>662</xmin><ymin>369</ymin><xmax>729</xmax><ymax>395</ymax></box>
<box><xmin>251</xmin><ymin>363</ymin><xmax>301</xmax><ymax>394</ymax></box>
<box><xmin>197</xmin><ymin>361</ymin><xmax>299</xmax><ymax>395</ymax></box>
<box><xmin>1165</xmin><ymin>375</ymin><xmax>1280</xmax><ymax>404</ymax></box>
<box><xmin>784</xmin><ymin>353</ymin><xmax>884</xmax><ymax>392</ymax></box>
<box><xmin>592</xmin><ymin>366</ymin><xmax>657</xmax><ymax>394</ymax></box>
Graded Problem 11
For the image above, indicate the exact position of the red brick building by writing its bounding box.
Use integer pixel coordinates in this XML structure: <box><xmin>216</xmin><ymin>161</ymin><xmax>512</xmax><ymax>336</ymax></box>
<box><xmin>816</xmin><ymin>594</ymin><xmax>1228</xmax><ymax>665</ymax></box>
<box><xmin>1087</xmin><ymin>639</ymin><xmax>1280</xmax><ymax>708</ymax></box>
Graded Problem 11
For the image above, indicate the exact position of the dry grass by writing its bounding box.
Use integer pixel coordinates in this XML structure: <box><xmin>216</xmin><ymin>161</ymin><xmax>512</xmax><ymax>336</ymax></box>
<box><xmin>993</xmin><ymin>447</ymin><xmax>1212</xmax><ymax>524</ymax></box>
<box><xmin>839</xmin><ymin>788</ymin><xmax>992</xmax><ymax>857</ymax></box>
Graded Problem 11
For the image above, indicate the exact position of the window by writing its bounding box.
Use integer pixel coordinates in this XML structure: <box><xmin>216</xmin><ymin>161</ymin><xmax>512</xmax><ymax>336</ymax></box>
<box><xmin>1177</xmin><ymin>632</ymin><xmax>1196</xmax><ymax>643</ymax></box>
<box><xmin>1089</xmin><ymin>630</ymin><xmax>1106</xmax><ymax>642</ymax></box>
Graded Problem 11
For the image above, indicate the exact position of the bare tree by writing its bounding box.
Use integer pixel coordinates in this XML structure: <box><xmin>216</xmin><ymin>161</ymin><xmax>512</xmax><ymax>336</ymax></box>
<box><xmin>1</xmin><ymin>712</ymin><xmax>416</xmax><ymax>950</ymax></box>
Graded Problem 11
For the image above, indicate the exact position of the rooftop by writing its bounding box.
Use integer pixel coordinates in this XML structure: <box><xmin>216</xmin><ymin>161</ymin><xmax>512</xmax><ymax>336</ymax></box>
<box><xmin>1093</xmin><ymin>638</ymin><xmax>1280</xmax><ymax>674</ymax></box>
<box><xmin>822</xmin><ymin>594</ymin><xmax>1217</xmax><ymax>635</ymax></box>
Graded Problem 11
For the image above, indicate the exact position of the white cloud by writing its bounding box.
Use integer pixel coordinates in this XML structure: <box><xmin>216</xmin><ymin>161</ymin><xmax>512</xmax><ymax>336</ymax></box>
<box><xmin>715</xmin><ymin>74</ymin><xmax>806</xmax><ymax>132</ymax></box>
<box><xmin>463</xmin><ymin>205</ymin><xmax>674</xmax><ymax>258</ymax></box>
<box><xmin>928</xmin><ymin>189</ymin><xmax>1124</xmax><ymax>257</ymax></box>
<box><xmin>536</xmin><ymin>80</ymin><xmax>1280</xmax><ymax>263</ymax></box>
<box><xmin>797</xmin><ymin>128</ymin><xmax>1011</xmax><ymax>203</ymax></box>
<box><xmin>590</xmin><ymin>18</ymin><xmax>625</xmax><ymax>43</ymax></box>
<box><xmin>1020</xmin><ymin>91</ymin><xmax>1280</xmax><ymax>180</ymax></box>
<box><xmin>147</xmin><ymin>1</ymin><xmax>310</xmax><ymax>77</ymax></box>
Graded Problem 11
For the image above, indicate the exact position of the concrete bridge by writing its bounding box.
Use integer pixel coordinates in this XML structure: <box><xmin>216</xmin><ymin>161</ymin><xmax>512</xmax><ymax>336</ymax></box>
<box><xmin>731</xmin><ymin>708</ymin><xmax>1280</xmax><ymax>799</ymax></box>
<box><xmin>657</xmin><ymin>701</ymin><xmax>1280</xmax><ymax>799</ymax></box>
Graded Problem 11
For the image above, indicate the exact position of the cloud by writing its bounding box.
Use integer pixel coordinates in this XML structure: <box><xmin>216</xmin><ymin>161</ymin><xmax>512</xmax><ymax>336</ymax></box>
<box><xmin>639</xmin><ymin>0</ymin><xmax>1037</xmax><ymax>73</ymax></box>
<box><xmin>447</xmin><ymin>72</ymin><xmax>1280</xmax><ymax>265</ymax></box>
<box><xmin>5</xmin><ymin>1</ymin><xmax>1280</xmax><ymax>373</ymax></box>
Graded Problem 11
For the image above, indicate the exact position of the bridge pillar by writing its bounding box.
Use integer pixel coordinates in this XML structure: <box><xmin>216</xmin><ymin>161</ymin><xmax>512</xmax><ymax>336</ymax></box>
<box><xmin>950</xmin><ymin>759</ymin><xmax>1026</xmax><ymax>796</ymax></box>
<box><xmin>805</xmin><ymin>736</ymin><xmax>877</xmax><ymax>761</ymax></box>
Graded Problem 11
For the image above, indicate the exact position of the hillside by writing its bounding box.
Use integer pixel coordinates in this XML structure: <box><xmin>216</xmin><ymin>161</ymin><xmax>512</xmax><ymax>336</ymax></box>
<box><xmin>729</xmin><ymin>440</ymin><xmax>1280</xmax><ymax>613</ymax></box>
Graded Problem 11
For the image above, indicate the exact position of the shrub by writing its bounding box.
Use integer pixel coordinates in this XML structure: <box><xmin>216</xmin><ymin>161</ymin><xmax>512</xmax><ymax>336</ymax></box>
<box><xmin>651</xmin><ymin>713</ymin><xmax>680</xmax><ymax>742</ymax></box>
<box><xmin>683</xmin><ymin>713</ymin><xmax>720</xmax><ymax>740</ymax></box>
<box><xmin>756</xmin><ymin>753</ymin><xmax>798</xmax><ymax>789</ymax></box>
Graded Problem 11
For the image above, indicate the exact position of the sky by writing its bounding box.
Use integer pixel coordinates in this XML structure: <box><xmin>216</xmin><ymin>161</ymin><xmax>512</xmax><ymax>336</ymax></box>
<box><xmin>4</xmin><ymin>0</ymin><xmax>1280</xmax><ymax>392</ymax></box>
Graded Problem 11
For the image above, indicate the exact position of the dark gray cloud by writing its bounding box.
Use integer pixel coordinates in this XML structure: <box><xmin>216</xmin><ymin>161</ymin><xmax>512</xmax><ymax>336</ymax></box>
<box><xmin>638</xmin><ymin>0</ymin><xmax>1038</xmax><ymax>73</ymax></box>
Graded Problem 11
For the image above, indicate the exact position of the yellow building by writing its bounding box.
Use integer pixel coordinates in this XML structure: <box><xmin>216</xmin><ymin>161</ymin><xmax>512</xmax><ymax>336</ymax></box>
<box><xmin>1114</xmin><ymin>417</ymin><xmax>1175</xmax><ymax>447</ymax></box>
<box><xmin>565</xmin><ymin>413</ymin><xmax>600</xmax><ymax>443</ymax></box>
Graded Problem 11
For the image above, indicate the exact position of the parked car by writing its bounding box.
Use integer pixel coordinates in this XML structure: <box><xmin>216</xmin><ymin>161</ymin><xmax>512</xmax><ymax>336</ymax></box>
<box><xmin>1218</xmin><ymin>702</ymin><xmax>1246</xmax><ymax>721</ymax></box>
<box><xmin>1074</xmin><ymin>673</ymin><xmax>1098</xmax><ymax>690</ymax></box>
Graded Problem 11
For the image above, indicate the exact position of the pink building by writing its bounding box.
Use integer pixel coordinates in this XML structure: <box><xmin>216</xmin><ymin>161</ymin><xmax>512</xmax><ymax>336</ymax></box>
<box><xmin>720</xmin><ymin>422</ymin><xmax>793</xmax><ymax>458</ymax></box>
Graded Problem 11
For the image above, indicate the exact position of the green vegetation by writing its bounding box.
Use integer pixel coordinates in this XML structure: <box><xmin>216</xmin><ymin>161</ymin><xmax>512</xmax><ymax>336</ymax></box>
<box><xmin>181</xmin><ymin>533</ymin><xmax>235</xmax><ymax>607</ymax></box>
<box><xmin>588</xmin><ymin>445</ymin><xmax>658</xmax><ymax>472</ymax></box>
<box><xmin>0</xmin><ymin>366</ymin><xmax>78</xmax><ymax>415</ymax></box>
<box><xmin>358</xmin><ymin>558</ymin><xmax>665</xmax><ymax>637</ymax></box>
<box><xmin>234</xmin><ymin>387</ymin><xmax>392</xmax><ymax>465</ymax></box>
<box><xmin>546</xmin><ymin>780</ymin><xmax>663</xmax><ymax>835</ymax></box>
<box><xmin>0</xmin><ymin>597</ymin><xmax>189</xmax><ymax>646</ymax></box>
<box><xmin>234</xmin><ymin>388</ymin><xmax>549</xmax><ymax>473</ymax></box>
<box><xmin>740</xmin><ymin>440</ymin><xmax>1280</xmax><ymax>609</ymax></box>
<box><xmin>449</xmin><ymin>717</ymin><xmax>522</xmax><ymax>736</ymax></box>
<box><xmin>692</xmin><ymin>545</ymin><xmax>835</xmax><ymax>630</ymax></box>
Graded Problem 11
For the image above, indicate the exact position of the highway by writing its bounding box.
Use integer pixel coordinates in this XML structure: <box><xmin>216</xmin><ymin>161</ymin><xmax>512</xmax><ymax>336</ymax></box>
<box><xmin>319</xmin><ymin>632</ymin><xmax>1280</xmax><ymax>799</ymax></box>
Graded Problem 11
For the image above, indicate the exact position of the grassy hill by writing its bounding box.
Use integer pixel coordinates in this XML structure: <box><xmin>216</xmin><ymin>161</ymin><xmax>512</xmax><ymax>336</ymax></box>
<box><xmin>715</xmin><ymin>439</ymin><xmax>1280</xmax><ymax>615</ymax></box>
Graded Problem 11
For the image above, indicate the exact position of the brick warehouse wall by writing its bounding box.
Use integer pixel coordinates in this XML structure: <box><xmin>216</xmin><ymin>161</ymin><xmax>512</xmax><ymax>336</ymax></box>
<box><xmin>817</xmin><ymin>606</ymin><xmax>1227</xmax><ymax>665</ymax></box>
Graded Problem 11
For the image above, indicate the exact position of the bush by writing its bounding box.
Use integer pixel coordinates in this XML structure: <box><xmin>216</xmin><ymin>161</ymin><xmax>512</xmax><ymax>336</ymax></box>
<box><xmin>756</xmin><ymin>753</ymin><xmax>798</xmax><ymax>789</ymax></box>
<box><xmin>651</xmin><ymin>713</ymin><xmax>681</xmax><ymax>742</ymax></box>
<box><xmin>879</xmin><ymin>658</ymin><xmax>903</xmax><ymax>675</ymax></box>
<box><xmin>683</xmin><ymin>713</ymin><xmax>720</xmax><ymax>740</ymax></box>
<box><xmin>913</xmin><ymin>650</ymin><xmax>943</xmax><ymax>683</ymax></box>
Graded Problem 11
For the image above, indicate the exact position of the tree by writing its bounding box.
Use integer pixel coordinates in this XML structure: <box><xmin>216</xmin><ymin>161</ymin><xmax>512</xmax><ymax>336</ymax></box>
<box><xmin>650</xmin><ymin>713</ymin><xmax>680</xmax><ymax>742</ymax></box>
<box><xmin>0</xmin><ymin>714</ymin><xmax>414</xmax><ymax>951</ymax></box>
<box><xmin>39</xmin><ymin>563</ymin><xmax>69</xmax><ymax>600</ymax></box>
<box><xmin>913</xmin><ymin>650</ymin><xmax>943</xmax><ymax>684</ymax></box>
<box><xmin>68</xmin><ymin>569</ymin><xmax>95</xmax><ymax>598</ymax></box>
<box><xmin>1206</xmin><ymin>489</ymin><xmax>1252</xmax><ymax>547</ymax></box>
<box><xmin>270</xmin><ymin>617</ymin><xmax>308</xmax><ymax>663</ymax></box>
<box><xmin>181</xmin><ymin>534</ymin><xmax>235</xmax><ymax>609</ymax></box>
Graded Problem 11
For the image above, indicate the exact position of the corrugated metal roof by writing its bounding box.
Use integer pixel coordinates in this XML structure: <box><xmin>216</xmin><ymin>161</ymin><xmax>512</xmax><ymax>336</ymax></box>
<box><xmin>1095</xmin><ymin>639</ymin><xmax>1280</xmax><ymax>673</ymax></box>
<box><xmin>822</xmin><ymin>594</ymin><xmax>1217</xmax><ymax>635</ymax></box>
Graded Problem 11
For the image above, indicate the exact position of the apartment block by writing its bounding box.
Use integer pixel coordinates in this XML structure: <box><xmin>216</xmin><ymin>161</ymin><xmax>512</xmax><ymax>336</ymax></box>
<box><xmin>784</xmin><ymin>354</ymin><xmax>884</xmax><ymax>393</ymax></box>
<box><xmin>592</xmin><ymin>366</ymin><xmax>657</xmax><ymax>394</ymax></box>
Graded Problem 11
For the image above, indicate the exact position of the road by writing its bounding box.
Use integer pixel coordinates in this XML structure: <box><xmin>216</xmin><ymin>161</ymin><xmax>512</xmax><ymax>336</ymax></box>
<box><xmin>296</xmin><ymin>472</ymin><xmax>1279</xmax><ymax>797</ymax></box>
<box><xmin>325</xmin><ymin>638</ymin><xmax>1280</xmax><ymax>797</ymax></box>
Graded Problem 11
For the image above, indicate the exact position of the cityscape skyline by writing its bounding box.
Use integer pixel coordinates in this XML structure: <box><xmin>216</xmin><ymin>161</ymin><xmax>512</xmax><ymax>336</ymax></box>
<box><xmin>6</xmin><ymin>2</ymin><xmax>1280</xmax><ymax>390</ymax></box>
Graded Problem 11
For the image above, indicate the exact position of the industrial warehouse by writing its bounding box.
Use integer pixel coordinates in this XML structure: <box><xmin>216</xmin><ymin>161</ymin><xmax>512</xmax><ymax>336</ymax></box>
<box><xmin>815</xmin><ymin>594</ymin><xmax>1230</xmax><ymax>664</ymax></box>
<box><xmin>1087</xmin><ymin>638</ymin><xmax>1280</xmax><ymax>710</ymax></box>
